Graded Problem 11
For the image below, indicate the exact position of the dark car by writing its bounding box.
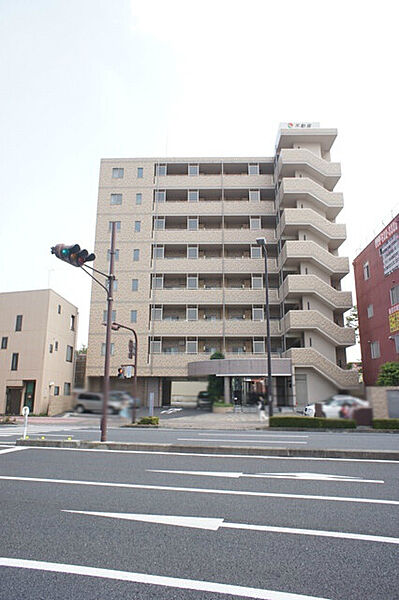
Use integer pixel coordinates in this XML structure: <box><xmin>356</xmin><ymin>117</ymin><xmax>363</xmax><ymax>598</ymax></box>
<box><xmin>196</xmin><ymin>391</ymin><xmax>213</xmax><ymax>410</ymax></box>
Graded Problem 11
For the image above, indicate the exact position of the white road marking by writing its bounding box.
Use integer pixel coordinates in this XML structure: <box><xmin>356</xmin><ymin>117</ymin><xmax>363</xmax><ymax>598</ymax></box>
<box><xmin>0</xmin><ymin>474</ymin><xmax>397</xmax><ymax>505</ymax></box>
<box><xmin>0</xmin><ymin>447</ymin><xmax>24</xmax><ymax>455</ymax></box>
<box><xmin>63</xmin><ymin>510</ymin><xmax>399</xmax><ymax>545</ymax></box>
<box><xmin>197</xmin><ymin>433</ymin><xmax>309</xmax><ymax>438</ymax></box>
<box><xmin>0</xmin><ymin>557</ymin><xmax>330</xmax><ymax>599</ymax></box>
<box><xmin>20</xmin><ymin>445</ymin><xmax>399</xmax><ymax>464</ymax></box>
<box><xmin>147</xmin><ymin>469</ymin><xmax>384</xmax><ymax>484</ymax></box>
<box><xmin>178</xmin><ymin>438</ymin><xmax>308</xmax><ymax>444</ymax></box>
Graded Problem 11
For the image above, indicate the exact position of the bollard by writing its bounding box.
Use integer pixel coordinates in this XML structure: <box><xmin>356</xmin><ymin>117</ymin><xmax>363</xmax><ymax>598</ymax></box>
<box><xmin>22</xmin><ymin>406</ymin><xmax>30</xmax><ymax>439</ymax></box>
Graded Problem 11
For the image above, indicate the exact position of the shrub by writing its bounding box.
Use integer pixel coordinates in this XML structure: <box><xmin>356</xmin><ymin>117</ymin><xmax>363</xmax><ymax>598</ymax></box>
<box><xmin>212</xmin><ymin>402</ymin><xmax>233</xmax><ymax>407</ymax></box>
<box><xmin>137</xmin><ymin>416</ymin><xmax>159</xmax><ymax>425</ymax></box>
<box><xmin>376</xmin><ymin>362</ymin><xmax>399</xmax><ymax>386</ymax></box>
<box><xmin>373</xmin><ymin>419</ymin><xmax>399</xmax><ymax>429</ymax></box>
<box><xmin>269</xmin><ymin>416</ymin><xmax>356</xmax><ymax>429</ymax></box>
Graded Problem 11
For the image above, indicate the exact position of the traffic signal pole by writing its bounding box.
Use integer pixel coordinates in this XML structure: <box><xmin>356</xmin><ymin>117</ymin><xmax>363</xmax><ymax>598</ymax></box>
<box><xmin>101</xmin><ymin>221</ymin><xmax>116</xmax><ymax>441</ymax></box>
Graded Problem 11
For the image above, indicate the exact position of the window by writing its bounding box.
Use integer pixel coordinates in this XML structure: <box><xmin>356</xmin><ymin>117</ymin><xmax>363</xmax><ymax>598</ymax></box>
<box><xmin>250</xmin><ymin>217</ymin><xmax>261</xmax><ymax>230</ymax></box>
<box><xmin>11</xmin><ymin>353</ymin><xmax>19</xmax><ymax>371</ymax></box>
<box><xmin>107</xmin><ymin>249</ymin><xmax>119</xmax><ymax>261</ymax></box>
<box><xmin>49</xmin><ymin>344</ymin><xmax>53</xmax><ymax>353</ymax></box>
<box><xmin>252</xmin><ymin>307</ymin><xmax>264</xmax><ymax>321</ymax></box>
<box><xmin>152</xmin><ymin>275</ymin><xmax>163</xmax><ymax>289</ymax></box>
<box><xmin>390</xmin><ymin>285</ymin><xmax>399</xmax><ymax>305</ymax></box>
<box><xmin>112</xmin><ymin>167</ymin><xmax>124</xmax><ymax>178</ymax></box>
<box><xmin>152</xmin><ymin>306</ymin><xmax>162</xmax><ymax>320</ymax></box>
<box><xmin>154</xmin><ymin>245</ymin><xmax>164</xmax><ymax>259</ymax></box>
<box><xmin>363</xmin><ymin>262</ymin><xmax>370</xmax><ymax>280</ymax></box>
<box><xmin>54</xmin><ymin>386</ymin><xmax>60</xmax><ymax>396</ymax></box>
<box><xmin>1</xmin><ymin>337</ymin><xmax>8</xmax><ymax>349</ymax></box>
<box><xmin>55</xmin><ymin>341</ymin><xmax>58</xmax><ymax>351</ymax></box>
<box><xmin>130</xmin><ymin>310</ymin><xmax>137</xmax><ymax>323</ymax></box>
<box><xmin>252</xmin><ymin>275</ymin><xmax>263</xmax><ymax>289</ymax></box>
<box><xmin>186</xmin><ymin>340</ymin><xmax>198</xmax><ymax>354</ymax></box>
<box><xmin>64</xmin><ymin>382</ymin><xmax>71</xmax><ymax>396</ymax></box>
<box><xmin>187</xmin><ymin>275</ymin><xmax>198</xmax><ymax>289</ymax></box>
<box><xmin>249</xmin><ymin>189</ymin><xmax>260</xmax><ymax>202</ymax></box>
<box><xmin>188</xmin><ymin>190</ymin><xmax>199</xmax><ymax>202</ymax></box>
<box><xmin>187</xmin><ymin>306</ymin><xmax>198</xmax><ymax>320</ymax></box>
<box><xmin>70</xmin><ymin>315</ymin><xmax>75</xmax><ymax>331</ymax></box>
<box><xmin>137</xmin><ymin>167</ymin><xmax>143</xmax><ymax>178</ymax></box>
<box><xmin>66</xmin><ymin>345</ymin><xmax>73</xmax><ymax>362</ymax></box>
<box><xmin>188</xmin><ymin>163</ymin><xmax>199</xmax><ymax>176</ymax></box>
<box><xmin>101</xmin><ymin>343</ymin><xmax>115</xmax><ymax>356</ymax></box>
<box><xmin>133</xmin><ymin>249</ymin><xmax>140</xmax><ymax>262</ymax></box>
<box><xmin>58</xmin><ymin>305</ymin><xmax>61</xmax><ymax>314</ymax></box>
<box><xmin>134</xmin><ymin>221</ymin><xmax>141</xmax><ymax>232</ymax></box>
<box><xmin>109</xmin><ymin>221</ymin><xmax>121</xmax><ymax>232</ymax></box>
<box><xmin>156</xmin><ymin>164</ymin><xmax>167</xmax><ymax>176</ymax></box>
<box><xmin>132</xmin><ymin>279</ymin><xmax>139</xmax><ymax>291</ymax></box>
<box><xmin>251</xmin><ymin>246</ymin><xmax>262</xmax><ymax>259</ymax></box>
<box><xmin>188</xmin><ymin>217</ymin><xmax>198</xmax><ymax>231</ymax></box>
<box><xmin>367</xmin><ymin>304</ymin><xmax>374</xmax><ymax>318</ymax></box>
<box><xmin>103</xmin><ymin>310</ymin><xmax>116</xmax><ymax>323</ymax></box>
<box><xmin>248</xmin><ymin>163</ymin><xmax>259</xmax><ymax>175</ymax></box>
<box><xmin>136</xmin><ymin>193</ymin><xmax>142</xmax><ymax>205</ymax></box>
<box><xmin>15</xmin><ymin>315</ymin><xmax>23</xmax><ymax>331</ymax></box>
<box><xmin>154</xmin><ymin>217</ymin><xmax>165</xmax><ymax>230</ymax></box>
<box><xmin>394</xmin><ymin>336</ymin><xmax>399</xmax><ymax>354</ymax></box>
<box><xmin>253</xmin><ymin>339</ymin><xmax>265</xmax><ymax>353</ymax></box>
<box><xmin>155</xmin><ymin>190</ymin><xmax>166</xmax><ymax>203</ymax></box>
<box><xmin>370</xmin><ymin>341</ymin><xmax>380</xmax><ymax>359</ymax></box>
<box><xmin>150</xmin><ymin>340</ymin><xmax>161</xmax><ymax>354</ymax></box>
<box><xmin>110</xmin><ymin>193</ymin><xmax>122</xmax><ymax>205</ymax></box>
<box><xmin>187</xmin><ymin>245</ymin><xmax>198</xmax><ymax>259</ymax></box>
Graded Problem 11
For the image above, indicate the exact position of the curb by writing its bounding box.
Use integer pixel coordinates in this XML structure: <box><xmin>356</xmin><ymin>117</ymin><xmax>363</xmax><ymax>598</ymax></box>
<box><xmin>15</xmin><ymin>439</ymin><xmax>399</xmax><ymax>460</ymax></box>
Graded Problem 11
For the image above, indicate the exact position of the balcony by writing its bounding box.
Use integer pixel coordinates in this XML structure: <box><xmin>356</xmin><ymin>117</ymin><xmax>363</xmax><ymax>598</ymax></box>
<box><xmin>282</xmin><ymin>310</ymin><xmax>355</xmax><ymax>347</ymax></box>
<box><xmin>279</xmin><ymin>208</ymin><xmax>346</xmax><ymax>250</ymax></box>
<box><xmin>280</xmin><ymin>241</ymin><xmax>350</xmax><ymax>278</ymax></box>
<box><xmin>277</xmin><ymin>177</ymin><xmax>344</xmax><ymax>220</ymax></box>
<box><xmin>275</xmin><ymin>149</ymin><xmax>341</xmax><ymax>191</ymax></box>
<box><xmin>285</xmin><ymin>348</ymin><xmax>359</xmax><ymax>388</ymax></box>
<box><xmin>280</xmin><ymin>275</ymin><xmax>352</xmax><ymax>312</ymax></box>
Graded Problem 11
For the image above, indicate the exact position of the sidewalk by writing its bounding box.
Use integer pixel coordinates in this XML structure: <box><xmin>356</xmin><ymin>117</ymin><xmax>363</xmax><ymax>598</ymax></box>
<box><xmin>157</xmin><ymin>409</ymin><xmax>267</xmax><ymax>430</ymax></box>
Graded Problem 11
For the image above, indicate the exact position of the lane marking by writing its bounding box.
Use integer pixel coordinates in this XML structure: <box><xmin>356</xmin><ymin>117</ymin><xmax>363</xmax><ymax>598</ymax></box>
<box><xmin>178</xmin><ymin>438</ymin><xmax>308</xmax><ymax>444</ymax></box>
<box><xmin>0</xmin><ymin>447</ymin><xmax>24</xmax><ymax>455</ymax></box>
<box><xmin>18</xmin><ymin>446</ymin><xmax>399</xmax><ymax>464</ymax></box>
<box><xmin>0</xmin><ymin>475</ymin><xmax>397</xmax><ymax>506</ymax></box>
<box><xmin>147</xmin><ymin>469</ymin><xmax>384</xmax><ymax>484</ymax></box>
<box><xmin>64</xmin><ymin>510</ymin><xmax>399</xmax><ymax>545</ymax></box>
<box><xmin>197</xmin><ymin>433</ymin><xmax>309</xmax><ymax>438</ymax></box>
<box><xmin>0</xmin><ymin>557</ymin><xmax>331</xmax><ymax>599</ymax></box>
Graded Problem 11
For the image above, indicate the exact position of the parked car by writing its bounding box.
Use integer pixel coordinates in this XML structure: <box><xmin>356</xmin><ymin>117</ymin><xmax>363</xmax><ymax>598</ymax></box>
<box><xmin>307</xmin><ymin>395</ymin><xmax>368</xmax><ymax>419</ymax></box>
<box><xmin>196</xmin><ymin>391</ymin><xmax>213</xmax><ymax>410</ymax></box>
<box><xmin>74</xmin><ymin>391</ymin><xmax>140</xmax><ymax>414</ymax></box>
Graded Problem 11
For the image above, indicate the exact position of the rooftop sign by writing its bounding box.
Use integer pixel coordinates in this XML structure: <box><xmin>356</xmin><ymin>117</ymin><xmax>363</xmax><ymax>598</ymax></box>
<box><xmin>279</xmin><ymin>122</ymin><xmax>320</xmax><ymax>129</ymax></box>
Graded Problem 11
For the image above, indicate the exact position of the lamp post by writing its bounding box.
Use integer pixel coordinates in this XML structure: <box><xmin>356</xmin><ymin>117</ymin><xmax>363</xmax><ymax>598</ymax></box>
<box><xmin>256</xmin><ymin>237</ymin><xmax>273</xmax><ymax>417</ymax></box>
<box><xmin>111</xmin><ymin>322</ymin><xmax>138</xmax><ymax>424</ymax></box>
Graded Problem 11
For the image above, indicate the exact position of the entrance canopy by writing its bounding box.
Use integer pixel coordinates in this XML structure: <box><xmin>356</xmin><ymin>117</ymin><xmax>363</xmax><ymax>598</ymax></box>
<box><xmin>188</xmin><ymin>357</ymin><xmax>292</xmax><ymax>378</ymax></box>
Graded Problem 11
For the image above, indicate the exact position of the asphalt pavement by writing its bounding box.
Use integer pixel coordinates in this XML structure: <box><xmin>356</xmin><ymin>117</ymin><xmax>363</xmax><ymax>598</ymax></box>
<box><xmin>0</xmin><ymin>445</ymin><xmax>398</xmax><ymax>599</ymax></box>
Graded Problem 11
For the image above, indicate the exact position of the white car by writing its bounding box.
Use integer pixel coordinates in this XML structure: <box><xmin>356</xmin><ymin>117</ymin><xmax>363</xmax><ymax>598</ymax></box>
<box><xmin>307</xmin><ymin>395</ymin><xmax>368</xmax><ymax>419</ymax></box>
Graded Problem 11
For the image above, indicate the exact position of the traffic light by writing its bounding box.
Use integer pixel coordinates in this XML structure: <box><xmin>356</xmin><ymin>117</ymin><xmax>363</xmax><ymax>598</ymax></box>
<box><xmin>51</xmin><ymin>244</ymin><xmax>95</xmax><ymax>267</ymax></box>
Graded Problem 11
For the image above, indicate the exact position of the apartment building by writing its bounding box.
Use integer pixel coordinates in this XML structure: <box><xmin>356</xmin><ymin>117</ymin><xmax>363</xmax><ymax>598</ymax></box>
<box><xmin>353</xmin><ymin>215</ymin><xmax>399</xmax><ymax>385</ymax></box>
<box><xmin>87</xmin><ymin>124</ymin><xmax>357</xmax><ymax>407</ymax></box>
<box><xmin>0</xmin><ymin>290</ymin><xmax>78</xmax><ymax>415</ymax></box>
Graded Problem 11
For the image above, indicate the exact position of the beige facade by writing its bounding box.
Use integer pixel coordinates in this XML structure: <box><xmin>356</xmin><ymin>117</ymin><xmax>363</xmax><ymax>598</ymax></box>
<box><xmin>87</xmin><ymin>126</ymin><xmax>357</xmax><ymax>407</ymax></box>
<box><xmin>0</xmin><ymin>290</ymin><xmax>78</xmax><ymax>415</ymax></box>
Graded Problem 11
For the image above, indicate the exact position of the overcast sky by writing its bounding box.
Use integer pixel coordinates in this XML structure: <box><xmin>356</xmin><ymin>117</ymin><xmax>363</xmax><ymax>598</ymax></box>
<box><xmin>1</xmin><ymin>0</ymin><xmax>397</xmax><ymax>360</ymax></box>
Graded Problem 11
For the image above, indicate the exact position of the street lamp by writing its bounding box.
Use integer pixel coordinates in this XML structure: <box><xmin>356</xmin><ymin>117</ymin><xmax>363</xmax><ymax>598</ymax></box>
<box><xmin>256</xmin><ymin>237</ymin><xmax>273</xmax><ymax>417</ymax></box>
<box><xmin>111</xmin><ymin>322</ymin><xmax>138</xmax><ymax>424</ymax></box>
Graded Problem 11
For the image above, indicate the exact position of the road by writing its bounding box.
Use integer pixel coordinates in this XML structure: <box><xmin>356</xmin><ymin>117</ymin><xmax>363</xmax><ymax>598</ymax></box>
<box><xmin>0</xmin><ymin>444</ymin><xmax>398</xmax><ymax>599</ymax></box>
<box><xmin>0</xmin><ymin>414</ymin><xmax>398</xmax><ymax>452</ymax></box>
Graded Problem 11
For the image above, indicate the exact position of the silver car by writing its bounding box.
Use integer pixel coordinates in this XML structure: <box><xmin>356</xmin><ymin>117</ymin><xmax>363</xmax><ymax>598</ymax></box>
<box><xmin>74</xmin><ymin>391</ymin><xmax>139</xmax><ymax>414</ymax></box>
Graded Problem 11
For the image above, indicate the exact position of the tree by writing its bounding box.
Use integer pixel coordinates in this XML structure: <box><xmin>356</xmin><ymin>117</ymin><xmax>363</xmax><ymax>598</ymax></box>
<box><xmin>77</xmin><ymin>344</ymin><xmax>87</xmax><ymax>354</ymax></box>
<box><xmin>376</xmin><ymin>362</ymin><xmax>399</xmax><ymax>386</ymax></box>
<box><xmin>345</xmin><ymin>306</ymin><xmax>359</xmax><ymax>343</ymax></box>
<box><xmin>207</xmin><ymin>352</ymin><xmax>225</xmax><ymax>401</ymax></box>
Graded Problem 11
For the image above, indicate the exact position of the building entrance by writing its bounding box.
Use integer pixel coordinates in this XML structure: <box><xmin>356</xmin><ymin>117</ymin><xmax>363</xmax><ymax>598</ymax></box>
<box><xmin>5</xmin><ymin>387</ymin><xmax>22</xmax><ymax>415</ymax></box>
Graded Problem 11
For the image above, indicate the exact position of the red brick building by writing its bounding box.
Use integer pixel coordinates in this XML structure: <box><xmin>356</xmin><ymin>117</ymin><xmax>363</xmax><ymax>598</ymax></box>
<box><xmin>353</xmin><ymin>215</ymin><xmax>399</xmax><ymax>385</ymax></box>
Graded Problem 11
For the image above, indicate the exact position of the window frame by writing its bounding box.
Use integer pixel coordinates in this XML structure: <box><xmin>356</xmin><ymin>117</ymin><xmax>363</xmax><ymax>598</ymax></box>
<box><xmin>11</xmin><ymin>353</ymin><xmax>19</xmax><ymax>370</ymax></box>
<box><xmin>15</xmin><ymin>315</ymin><xmax>23</xmax><ymax>332</ymax></box>
<box><xmin>131</xmin><ymin>279</ymin><xmax>139</xmax><ymax>292</ymax></box>
<box><xmin>137</xmin><ymin>167</ymin><xmax>144</xmax><ymax>178</ymax></box>
<box><xmin>66</xmin><ymin>345</ymin><xmax>73</xmax><ymax>363</ymax></box>
<box><xmin>133</xmin><ymin>249</ymin><xmax>140</xmax><ymax>262</ymax></box>
<box><xmin>110</xmin><ymin>193</ymin><xmax>122</xmax><ymax>205</ymax></box>
<box><xmin>112</xmin><ymin>167</ymin><xmax>124</xmax><ymax>179</ymax></box>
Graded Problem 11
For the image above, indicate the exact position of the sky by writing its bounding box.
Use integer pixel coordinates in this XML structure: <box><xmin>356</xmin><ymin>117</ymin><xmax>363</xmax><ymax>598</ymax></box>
<box><xmin>1</xmin><ymin>0</ymin><xmax>398</xmax><ymax>361</ymax></box>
